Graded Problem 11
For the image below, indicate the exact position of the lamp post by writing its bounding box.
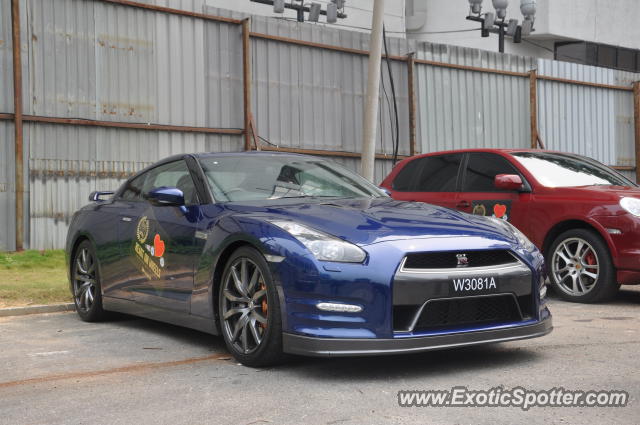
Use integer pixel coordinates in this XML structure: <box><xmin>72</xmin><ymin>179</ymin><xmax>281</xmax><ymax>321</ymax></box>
<box><xmin>250</xmin><ymin>0</ymin><xmax>347</xmax><ymax>23</ymax></box>
<box><xmin>466</xmin><ymin>0</ymin><xmax>537</xmax><ymax>53</ymax></box>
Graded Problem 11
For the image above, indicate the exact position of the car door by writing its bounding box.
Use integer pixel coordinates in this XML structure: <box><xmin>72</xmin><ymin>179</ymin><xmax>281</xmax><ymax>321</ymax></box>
<box><xmin>101</xmin><ymin>172</ymin><xmax>150</xmax><ymax>301</ymax></box>
<box><xmin>456</xmin><ymin>152</ymin><xmax>531</xmax><ymax>233</ymax></box>
<box><xmin>130</xmin><ymin>159</ymin><xmax>204</xmax><ymax>313</ymax></box>
<box><xmin>389</xmin><ymin>153</ymin><xmax>464</xmax><ymax>209</ymax></box>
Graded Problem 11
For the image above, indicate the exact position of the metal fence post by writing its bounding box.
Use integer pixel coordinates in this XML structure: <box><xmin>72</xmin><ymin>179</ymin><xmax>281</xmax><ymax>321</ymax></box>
<box><xmin>529</xmin><ymin>70</ymin><xmax>538</xmax><ymax>149</ymax></box>
<box><xmin>242</xmin><ymin>18</ymin><xmax>252</xmax><ymax>151</ymax></box>
<box><xmin>11</xmin><ymin>0</ymin><xmax>24</xmax><ymax>251</ymax></box>
<box><xmin>634</xmin><ymin>81</ymin><xmax>640</xmax><ymax>183</ymax></box>
<box><xmin>407</xmin><ymin>53</ymin><xmax>417</xmax><ymax>157</ymax></box>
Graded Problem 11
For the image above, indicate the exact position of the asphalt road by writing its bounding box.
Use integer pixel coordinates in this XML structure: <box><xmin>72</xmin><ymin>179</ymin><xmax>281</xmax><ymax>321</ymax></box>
<box><xmin>1</xmin><ymin>289</ymin><xmax>639</xmax><ymax>425</ymax></box>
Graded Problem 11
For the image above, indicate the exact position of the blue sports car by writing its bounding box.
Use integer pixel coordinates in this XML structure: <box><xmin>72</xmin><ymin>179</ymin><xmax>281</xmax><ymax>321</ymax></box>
<box><xmin>66</xmin><ymin>152</ymin><xmax>552</xmax><ymax>366</ymax></box>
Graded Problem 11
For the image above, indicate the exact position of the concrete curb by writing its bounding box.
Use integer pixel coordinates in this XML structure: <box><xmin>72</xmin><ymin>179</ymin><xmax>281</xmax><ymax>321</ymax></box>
<box><xmin>0</xmin><ymin>303</ymin><xmax>75</xmax><ymax>317</ymax></box>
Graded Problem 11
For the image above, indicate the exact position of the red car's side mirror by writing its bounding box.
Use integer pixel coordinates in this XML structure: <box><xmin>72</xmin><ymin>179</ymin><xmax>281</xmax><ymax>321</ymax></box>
<box><xmin>494</xmin><ymin>174</ymin><xmax>524</xmax><ymax>191</ymax></box>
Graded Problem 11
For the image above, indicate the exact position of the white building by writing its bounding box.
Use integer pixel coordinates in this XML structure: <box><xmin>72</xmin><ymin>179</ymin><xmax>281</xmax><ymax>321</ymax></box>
<box><xmin>406</xmin><ymin>0</ymin><xmax>640</xmax><ymax>71</ymax></box>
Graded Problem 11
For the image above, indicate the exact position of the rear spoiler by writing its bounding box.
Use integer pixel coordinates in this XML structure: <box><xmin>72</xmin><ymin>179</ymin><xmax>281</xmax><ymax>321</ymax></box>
<box><xmin>89</xmin><ymin>191</ymin><xmax>114</xmax><ymax>202</ymax></box>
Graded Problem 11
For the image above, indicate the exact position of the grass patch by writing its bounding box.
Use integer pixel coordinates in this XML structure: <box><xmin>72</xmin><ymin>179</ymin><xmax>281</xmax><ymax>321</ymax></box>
<box><xmin>0</xmin><ymin>250</ymin><xmax>71</xmax><ymax>308</ymax></box>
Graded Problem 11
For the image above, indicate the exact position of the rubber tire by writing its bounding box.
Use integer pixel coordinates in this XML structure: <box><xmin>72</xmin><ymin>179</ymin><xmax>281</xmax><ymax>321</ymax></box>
<box><xmin>546</xmin><ymin>229</ymin><xmax>618</xmax><ymax>303</ymax></box>
<box><xmin>219</xmin><ymin>247</ymin><xmax>285</xmax><ymax>367</ymax></box>
<box><xmin>72</xmin><ymin>240</ymin><xmax>107</xmax><ymax>322</ymax></box>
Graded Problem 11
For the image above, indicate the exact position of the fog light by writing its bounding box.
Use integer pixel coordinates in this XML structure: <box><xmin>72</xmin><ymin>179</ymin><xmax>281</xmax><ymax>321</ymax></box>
<box><xmin>316</xmin><ymin>302</ymin><xmax>363</xmax><ymax>313</ymax></box>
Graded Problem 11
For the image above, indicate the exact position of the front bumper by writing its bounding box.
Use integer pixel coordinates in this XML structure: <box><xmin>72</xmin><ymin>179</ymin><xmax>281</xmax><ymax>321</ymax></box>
<box><xmin>282</xmin><ymin>314</ymin><xmax>552</xmax><ymax>357</ymax></box>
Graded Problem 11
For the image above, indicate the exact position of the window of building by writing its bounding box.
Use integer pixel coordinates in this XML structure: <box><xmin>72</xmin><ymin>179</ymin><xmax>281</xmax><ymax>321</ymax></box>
<box><xmin>555</xmin><ymin>42</ymin><xmax>640</xmax><ymax>73</ymax></box>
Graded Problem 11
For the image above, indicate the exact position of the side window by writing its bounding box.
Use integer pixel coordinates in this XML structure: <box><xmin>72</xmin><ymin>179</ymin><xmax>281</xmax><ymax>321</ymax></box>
<box><xmin>142</xmin><ymin>160</ymin><xmax>200</xmax><ymax>206</ymax></box>
<box><xmin>120</xmin><ymin>173</ymin><xmax>147</xmax><ymax>201</ymax></box>
<box><xmin>414</xmin><ymin>154</ymin><xmax>463</xmax><ymax>192</ymax></box>
<box><xmin>463</xmin><ymin>153</ymin><xmax>521</xmax><ymax>192</ymax></box>
<box><xmin>392</xmin><ymin>159</ymin><xmax>422</xmax><ymax>191</ymax></box>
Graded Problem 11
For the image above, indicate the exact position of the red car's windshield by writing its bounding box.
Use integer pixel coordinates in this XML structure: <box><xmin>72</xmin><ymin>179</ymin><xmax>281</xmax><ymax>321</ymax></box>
<box><xmin>511</xmin><ymin>152</ymin><xmax>636</xmax><ymax>188</ymax></box>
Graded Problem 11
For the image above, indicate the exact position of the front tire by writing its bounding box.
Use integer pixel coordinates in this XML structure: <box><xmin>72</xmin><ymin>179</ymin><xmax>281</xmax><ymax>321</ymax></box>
<box><xmin>219</xmin><ymin>247</ymin><xmax>285</xmax><ymax>367</ymax></box>
<box><xmin>547</xmin><ymin>229</ymin><xmax>618</xmax><ymax>303</ymax></box>
<box><xmin>71</xmin><ymin>240</ymin><xmax>106</xmax><ymax>321</ymax></box>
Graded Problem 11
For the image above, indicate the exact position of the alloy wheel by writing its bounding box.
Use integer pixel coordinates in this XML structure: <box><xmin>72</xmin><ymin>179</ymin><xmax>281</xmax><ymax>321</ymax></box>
<box><xmin>221</xmin><ymin>257</ymin><xmax>269</xmax><ymax>355</ymax></box>
<box><xmin>551</xmin><ymin>237</ymin><xmax>600</xmax><ymax>296</ymax></box>
<box><xmin>73</xmin><ymin>247</ymin><xmax>97</xmax><ymax>313</ymax></box>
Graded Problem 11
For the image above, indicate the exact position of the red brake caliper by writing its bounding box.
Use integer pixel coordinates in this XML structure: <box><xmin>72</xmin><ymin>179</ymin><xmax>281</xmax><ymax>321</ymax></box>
<box><xmin>260</xmin><ymin>282</ymin><xmax>268</xmax><ymax>329</ymax></box>
<box><xmin>584</xmin><ymin>251</ymin><xmax>597</xmax><ymax>275</ymax></box>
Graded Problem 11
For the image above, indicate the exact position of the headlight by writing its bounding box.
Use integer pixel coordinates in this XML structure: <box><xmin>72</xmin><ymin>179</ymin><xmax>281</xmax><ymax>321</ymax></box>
<box><xmin>620</xmin><ymin>197</ymin><xmax>640</xmax><ymax>217</ymax></box>
<box><xmin>490</xmin><ymin>218</ymin><xmax>536</xmax><ymax>251</ymax></box>
<box><xmin>270</xmin><ymin>221</ymin><xmax>366</xmax><ymax>263</ymax></box>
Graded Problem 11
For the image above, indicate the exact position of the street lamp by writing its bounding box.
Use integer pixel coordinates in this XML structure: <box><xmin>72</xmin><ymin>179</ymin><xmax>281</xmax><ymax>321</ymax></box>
<box><xmin>466</xmin><ymin>0</ymin><xmax>537</xmax><ymax>53</ymax></box>
<box><xmin>250</xmin><ymin>0</ymin><xmax>348</xmax><ymax>23</ymax></box>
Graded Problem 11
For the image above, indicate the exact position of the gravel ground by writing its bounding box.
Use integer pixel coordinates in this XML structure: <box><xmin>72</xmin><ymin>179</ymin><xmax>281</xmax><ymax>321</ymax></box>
<box><xmin>1</xmin><ymin>289</ymin><xmax>639</xmax><ymax>425</ymax></box>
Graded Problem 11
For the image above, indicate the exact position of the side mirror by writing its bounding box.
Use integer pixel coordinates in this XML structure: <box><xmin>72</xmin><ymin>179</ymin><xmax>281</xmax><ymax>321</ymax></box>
<box><xmin>494</xmin><ymin>174</ymin><xmax>524</xmax><ymax>191</ymax></box>
<box><xmin>89</xmin><ymin>191</ymin><xmax>114</xmax><ymax>202</ymax></box>
<box><xmin>147</xmin><ymin>187</ymin><xmax>185</xmax><ymax>206</ymax></box>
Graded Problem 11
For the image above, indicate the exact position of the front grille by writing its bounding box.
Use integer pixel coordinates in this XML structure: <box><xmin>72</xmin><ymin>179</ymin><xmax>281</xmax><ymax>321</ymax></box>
<box><xmin>408</xmin><ymin>295</ymin><xmax>522</xmax><ymax>333</ymax></box>
<box><xmin>403</xmin><ymin>250</ymin><xmax>516</xmax><ymax>270</ymax></box>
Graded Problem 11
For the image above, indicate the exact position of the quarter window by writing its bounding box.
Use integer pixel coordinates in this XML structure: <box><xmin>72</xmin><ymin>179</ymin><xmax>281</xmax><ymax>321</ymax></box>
<box><xmin>120</xmin><ymin>173</ymin><xmax>147</xmax><ymax>201</ymax></box>
<box><xmin>414</xmin><ymin>154</ymin><xmax>463</xmax><ymax>192</ymax></box>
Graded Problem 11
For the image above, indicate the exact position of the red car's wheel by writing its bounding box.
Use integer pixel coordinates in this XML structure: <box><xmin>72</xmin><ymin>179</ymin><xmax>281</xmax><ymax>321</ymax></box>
<box><xmin>548</xmin><ymin>229</ymin><xmax>618</xmax><ymax>303</ymax></box>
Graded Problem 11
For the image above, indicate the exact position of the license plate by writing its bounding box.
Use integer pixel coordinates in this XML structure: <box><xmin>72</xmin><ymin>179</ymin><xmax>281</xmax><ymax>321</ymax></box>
<box><xmin>452</xmin><ymin>276</ymin><xmax>498</xmax><ymax>293</ymax></box>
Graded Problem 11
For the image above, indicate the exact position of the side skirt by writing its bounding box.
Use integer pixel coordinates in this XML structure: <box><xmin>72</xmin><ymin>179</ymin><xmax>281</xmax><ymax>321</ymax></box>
<box><xmin>103</xmin><ymin>296</ymin><xmax>219</xmax><ymax>335</ymax></box>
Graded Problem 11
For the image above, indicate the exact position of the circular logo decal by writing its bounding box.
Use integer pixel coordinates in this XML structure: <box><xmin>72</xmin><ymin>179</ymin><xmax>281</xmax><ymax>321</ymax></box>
<box><xmin>472</xmin><ymin>204</ymin><xmax>486</xmax><ymax>216</ymax></box>
<box><xmin>136</xmin><ymin>216</ymin><xmax>149</xmax><ymax>243</ymax></box>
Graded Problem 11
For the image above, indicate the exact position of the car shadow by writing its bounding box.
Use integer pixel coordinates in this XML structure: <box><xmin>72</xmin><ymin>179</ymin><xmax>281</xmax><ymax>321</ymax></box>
<box><xmin>104</xmin><ymin>312</ymin><xmax>542</xmax><ymax>378</ymax></box>
<box><xmin>546</xmin><ymin>285</ymin><xmax>640</xmax><ymax>307</ymax></box>
<box><xmin>104</xmin><ymin>312</ymin><xmax>228</xmax><ymax>352</ymax></box>
<box><xmin>278</xmin><ymin>345</ymin><xmax>541</xmax><ymax>381</ymax></box>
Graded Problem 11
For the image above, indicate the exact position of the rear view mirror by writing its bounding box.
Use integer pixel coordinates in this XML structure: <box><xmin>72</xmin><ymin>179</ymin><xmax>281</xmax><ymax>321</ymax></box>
<box><xmin>494</xmin><ymin>174</ymin><xmax>524</xmax><ymax>191</ymax></box>
<box><xmin>147</xmin><ymin>187</ymin><xmax>185</xmax><ymax>206</ymax></box>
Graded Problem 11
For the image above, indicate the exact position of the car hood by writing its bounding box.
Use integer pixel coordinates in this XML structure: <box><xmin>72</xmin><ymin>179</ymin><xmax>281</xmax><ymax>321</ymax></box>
<box><xmin>546</xmin><ymin>185</ymin><xmax>640</xmax><ymax>200</ymax></box>
<box><xmin>227</xmin><ymin>198</ymin><xmax>517</xmax><ymax>247</ymax></box>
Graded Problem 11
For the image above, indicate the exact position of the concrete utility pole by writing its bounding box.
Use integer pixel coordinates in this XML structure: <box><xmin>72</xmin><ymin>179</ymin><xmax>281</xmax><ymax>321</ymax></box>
<box><xmin>360</xmin><ymin>0</ymin><xmax>385</xmax><ymax>182</ymax></box>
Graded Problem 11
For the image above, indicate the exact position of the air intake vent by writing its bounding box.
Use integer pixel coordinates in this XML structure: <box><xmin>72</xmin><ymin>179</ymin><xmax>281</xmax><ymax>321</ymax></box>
<box><xmin>403</xmin><ymin>250</ymin><xmax>517</xmax><ymax>270</ymax></box>
<box><xmin>413</xmin><ymin>295</ymin><xmax>522</xmax><ymax>332</ymax></box>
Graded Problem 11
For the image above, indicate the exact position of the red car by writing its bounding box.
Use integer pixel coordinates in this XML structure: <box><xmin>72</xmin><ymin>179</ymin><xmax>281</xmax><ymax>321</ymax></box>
<box><xmin>380</xmin><ymin>149</ymin><xmax>640</xmax><ymax>303</ymax></box>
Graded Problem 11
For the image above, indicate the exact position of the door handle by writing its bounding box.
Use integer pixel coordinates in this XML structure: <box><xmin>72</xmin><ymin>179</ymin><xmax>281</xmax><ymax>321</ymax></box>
<box><xmin>121</xmin><ymin>216</ymin><xmax>132</xmax><ymax>222</ymax></box>
<box><xmin>456</xmin><ymin>201</ymin><xmax>470</xmax><ymax>209</ymax></box>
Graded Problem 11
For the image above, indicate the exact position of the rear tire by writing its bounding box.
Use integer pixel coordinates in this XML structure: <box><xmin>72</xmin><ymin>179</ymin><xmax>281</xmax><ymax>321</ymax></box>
<box><xmin>219</xmin><ymin>247</ymin><xmax>285</xmax><ymax>367</ymax></box>
<box><xmin>71</xmin><ymin>240</ymin><xmax>107</xmax><ymax>322</ymax></box>
<box><xmin>547</xmin><ymin>229</ymin><xmax>618</xmax><ymax>303</ymax></box>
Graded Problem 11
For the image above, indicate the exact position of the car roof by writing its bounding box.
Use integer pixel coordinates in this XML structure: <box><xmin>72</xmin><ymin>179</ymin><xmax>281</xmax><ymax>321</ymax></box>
<box><xmin>194</xmin><ymin>151</ymin><xmax>314</xmax><ymax>160</ymax></box>
<box><xmin>405</xmin><ymin>148</ymin><xmax>582</xmax><ymax>160</ymax></box>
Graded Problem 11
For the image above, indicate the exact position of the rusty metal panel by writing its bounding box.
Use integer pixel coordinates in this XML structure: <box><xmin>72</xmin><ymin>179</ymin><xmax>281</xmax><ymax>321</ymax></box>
<box><xmin>536</xmin><ymin>59</ymin><xmax>638</xmax><ymax>167</ymax></box>
<box><xmin>27</xmin><ymin>122</ymin><xmax>242</xmax><ymax>249</ymax></box>
<box><xmin>414</xmin><ymin>43</ymin><xmax>535</xmax><ymax>154</ymax></box>
<box><xmin>0</xmin><ymin>0</ymin><xmax>13</xmax><ymax>114</ymax></box>
<box><xmin>23</xmin><ymin>0</ymin><xmax>242</xmax><ymax>129</ymax></box>
<box><xmin>0</xmin><ymin>121</ymin><xmax>15</xmax><ymax>251</ymax></box>
<box><xmin>206</xmin><ymin>6</ymin><xmax>415</xmax><ymax>159</ymax></box>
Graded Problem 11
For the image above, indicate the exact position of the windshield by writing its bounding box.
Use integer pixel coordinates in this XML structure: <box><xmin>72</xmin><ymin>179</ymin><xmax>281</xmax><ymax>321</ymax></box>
<box><xmin>198</xmin><ymin>155</ymin><xmax>387</xmax><ymax>202</ymax></box>
<box><xmin>511</xmin><ymin>152</ymin><xmax>635</xmax><ymax>188</ymax></box>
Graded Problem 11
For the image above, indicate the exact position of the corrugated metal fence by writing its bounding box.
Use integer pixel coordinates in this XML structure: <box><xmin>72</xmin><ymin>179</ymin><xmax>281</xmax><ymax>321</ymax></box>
<box><xmin>1</xmin><ymin>0</ymin><xmax>639</xmax><ymax>250</ymax></box>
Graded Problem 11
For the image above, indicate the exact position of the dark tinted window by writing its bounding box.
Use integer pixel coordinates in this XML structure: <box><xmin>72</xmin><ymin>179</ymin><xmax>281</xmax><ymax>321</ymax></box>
<box><xmin>463</xmin><ymin>153</ymin><xmax>520</xmax><ymax>192</ymax></box>
<box><xmin>142</xmin><ymin>160</ymin><xmax>199</xmax><ymax>205</ymax></box>
<box><xmin>392</xmin><ymin>159</ymin><xmax>422</xmax><ymax>191</ymax></box>
<box><xmin>120</xmin><ymin>173</ymin><xmax>147</xmax><ymax>201</ymax></box>
<box><xmin>414</xmin><ymin>154</ymin><xmax>463</xmax><ymax>192</ymax></box>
